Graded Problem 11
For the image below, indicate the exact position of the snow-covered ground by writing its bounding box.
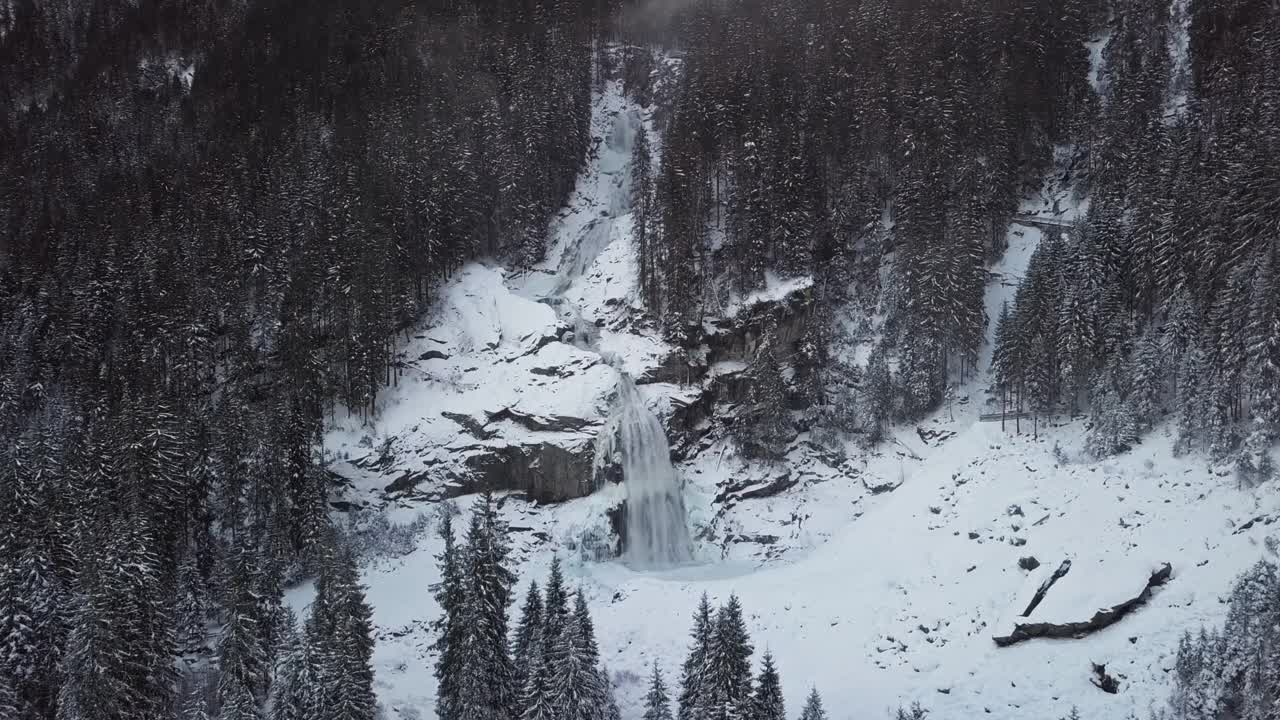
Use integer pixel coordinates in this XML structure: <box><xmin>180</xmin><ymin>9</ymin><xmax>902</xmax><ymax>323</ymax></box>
<box><xmin>300</xmin><ymin>62</ymin><xmax>1280</xmax><ymax>720</ymax></box>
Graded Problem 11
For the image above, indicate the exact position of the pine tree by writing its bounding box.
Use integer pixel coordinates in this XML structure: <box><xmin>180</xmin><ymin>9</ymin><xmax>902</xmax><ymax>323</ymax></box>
<box><xmin>548</xmin><ymin>610</ymin><xmax>604</xmax><ymax>720</ymax></box>
<box><xmin>643</xmin><ymin>665</ymin><xmax>674</xmax><ymax>720</ymax></box>
<box><xmin>176</xmin><ymin>546</ymin><xmax>209</xmax><ymax>653</ymax></box>
<box><xmin>217</xmin><ymin>677</ymin><xmax>260</xmax><ymax>720</ymax></box>
<box><xmin>798</xmin><ymin>689</ymin><xmax>827</xmax><ymax>720</ymax></box>
<box><xmin>678</xmin><ymin>594</ymin><xmax>715</xmax><ymax>720</ymax></box>
<box><xmin>703</xmin><ymin>596</ymin><xmax>754</xmax><ymax>720</ymax></box>
<box><xmin>267</xmin><ymin>614</ymin><xmax>309</xmax><ymax>720</ymax></box>
<box><xmin>181</xmin><ymin>691</ymin><xmax>212</xmax><ymax>720</ymax></box>
<box><xmin>219</xmin><ymin>544</ymin><xmax>269</xmax><ymax>708</ymax></box>
<box><xmin>457</xmin><ymin>494</ymin><xmax>517</xmax><ymax>720</ymax></box>
<box><xmin>323</xmin><ymin>547</ymin><xmax>377</xmax><ymax>720</ymax></box>
<box><xmin>601</xmin><ymin>665</ymin><xmax>622</xmax><ymax>720</ymax></box>
<box><xmin>572</xmin><ymin>589</ymin><xmax>601</xmax><ymax>669</ymax></box>
<box><xmin>511</xmin><ymin>581</ymin><xmax>544</xmax><ymax>712</ymax></box>
<box><xmin>432</xmin><ymin>512</ymin><xmax>465</xmax><ymax>720</ymax></box>
<box><xmin>543</xmin><ymin>556</ymin><xmax>570</xmax><ymax>647</ymax></box>
<box><xmin>519</xmin><ymin>655</ymin><xmax>556</xmax><ymax>720</ymax></box>
<box><xmin>750</xmin><ymin>653</ymin><xmax>784</xmax><ymax>720</ymax></box>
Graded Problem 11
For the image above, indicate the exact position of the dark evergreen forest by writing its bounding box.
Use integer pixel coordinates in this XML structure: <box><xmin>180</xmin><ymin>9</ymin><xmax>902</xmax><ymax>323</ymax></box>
<box><xmin>1</xmin><ymin>0</ymin><xmax>1278</xmax><ymax>717</ymax></box>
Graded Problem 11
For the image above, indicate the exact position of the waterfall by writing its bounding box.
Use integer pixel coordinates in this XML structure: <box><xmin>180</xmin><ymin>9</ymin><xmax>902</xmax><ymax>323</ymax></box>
<box><xmin>610</xmin><ymin>373</ymin><xmax>693</xmax><ymax>568</ymax></box>
<box><xmin>533</xmin><ymin>93</ymin><xmax>692</xmax><ymax>569</ymax></box>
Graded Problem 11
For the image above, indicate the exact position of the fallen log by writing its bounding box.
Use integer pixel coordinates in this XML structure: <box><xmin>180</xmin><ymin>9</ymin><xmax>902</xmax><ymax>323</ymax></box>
<box><xmin>994</xmin><ymin>563</ymin><xmax>1172</xmax><ymax>647</ymax></box>
<box><xmin>1021</xmin><ymin>559</ymin><xmax>1072</xmax><ymax>617</ymax></box>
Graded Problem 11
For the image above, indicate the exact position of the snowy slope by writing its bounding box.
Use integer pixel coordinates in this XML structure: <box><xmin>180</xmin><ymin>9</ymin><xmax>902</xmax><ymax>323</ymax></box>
<box><xmin>302</xmin><ymin>58</ymin><xmax>1280</xmax><ymax>720</ymax></box>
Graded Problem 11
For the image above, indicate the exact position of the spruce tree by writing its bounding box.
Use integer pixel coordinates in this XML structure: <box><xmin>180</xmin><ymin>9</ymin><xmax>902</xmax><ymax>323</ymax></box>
<box><xmin>798</xmin><ymin>689</ymin><xmax>827</xmax><ymax>720</ymax></box>
<box><xmin>457</xmin><ymin>493</ymin><xmax>517</xmax><ymax>720</ymax></box>
<box><xmin>266</xmin><ymin>619</ymin><xmax>308</xmax><ymax>720</ymax></box>
<box><xmin>548</xmin><ymin>611</ymin><xmax>604</xmax><ymax>720</ymax></box>
<box><xmin>678</xmin><ymin>594</ymin><xmax>715</xmax><ymax>720</ymax></box>
<box><xmin>519</xmin><ymin>655</ymin><xmax>556</xmax><ymax>720</ymax></box>
<box><xmin>703</xmin><ymin>595</ymin><xmax>754</xmax><ymax>720</ymax></box>
<box><xmin>432</xmin><ymin>512</ymin><xmax>465</xmax><ymax>720</ymax></box>
<box><xmin>219</xmin><ymin>544</ymin><xmax>269</xmax><ymax>708</ymax></box>
<box><xmin>323</xmin><ymin>547</ymin><xmax>376</xmax><ymax>720</ymax></box>
<box><xmin>573</xmin><ymin>588</ymin><xmax>601</xmax><ymax>669</ymax></box>
<box><xmin>643</xmin><ymin>664</ymin><xmax>674</xmax><ymax>720</ymax></box>
<box><xmin>543</xmin><ymin>556</ymin><xmax>570</xmax><ymax>647</ymax></box>
<box><xmin>511</xmin><ymin>581</ymin><xmax>544</xmax><ymax>713</ymax></box>
<box><xmin>751</xmin><ymin>652</ymin><xmax>784</xmax><ymax>720</ymax></box>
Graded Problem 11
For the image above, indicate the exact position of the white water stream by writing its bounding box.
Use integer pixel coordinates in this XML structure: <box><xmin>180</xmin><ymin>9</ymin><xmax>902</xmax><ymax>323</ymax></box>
<box><xmin>536</xmin><ymin>91</ymin><xmax>693</xmax><ymax>568</ymax></box>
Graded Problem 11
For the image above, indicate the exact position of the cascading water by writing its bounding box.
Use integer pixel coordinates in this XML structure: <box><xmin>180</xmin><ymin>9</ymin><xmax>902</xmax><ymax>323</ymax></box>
<box><xmin>608</xmin><ymin>373</ymin><xmax>693</xmax><ymax>568</ymax></box>
<box><xmin>531</xmin><ymin>93</ymin><xmax>693</xmax><ymax>568</ymax></box>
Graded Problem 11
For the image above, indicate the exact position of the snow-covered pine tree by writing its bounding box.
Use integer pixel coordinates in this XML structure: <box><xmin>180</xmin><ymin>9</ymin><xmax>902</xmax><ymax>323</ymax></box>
<box><xmin>266</xmin><ymin>615</ymin><xmax>308</xmax><ymax>720</ymax></box>
<box><xmin>572</xmin><ymin>589</ymin><xmax>600</xmax><ymax>669</ymax></box>
<box><xmin>457</xmin><ymin>493</ymin><xmax>517</xmax><ymax>720</ymax></box>
<box><xmin>601</xmin><ymin>665</ymin><xmax>622</xmax><ymax>720</ymax></box>
<box><xmin>431</xmin><ymin>510</ymin><xmax>466</xmax><ymax>720</ymax></box>
<box><xmin>862</xmin><ymin>345</ymin><xmax>894</xmax><ymax>443</ymax></box>
<box><xmin>519</xmin><ymin>655</ymin><xmax>556</xmax><ymax>720</ymax></box>
<box><xmin>893</xmin><ymin>702</ymin><xmax>927</xmax><ymax>720</ymax></box>
<box><xmin>176</xmin><ymin>545</ymin><xmax>209</xmax><ymax>654</ymax></box>
<box><xmin>548</xmin><ymin>610</ymin><xmax>604</xmax><ymax>720</ymax></box>
<box><xmin>643</xmin><ymin>664</ymin><xmax>674</xmax><ymax>720</ymax></box>
<box><xmin>219</xmin><ymin>543</ymin><xmax>269</xmax><ymax>708</ymax></box>
<box><xmin>325</xmin><ymin>547</ymin><xmax>377</xmax><ymax>720</ymax></box>
<box><xmin>181</xmin><ymin>690</ymin><xmax>212</xmax><ymax>720</ymax></box>
<box><xmin>703</xmin><ymin>595</ymin><xmax>754</xmax><ymax>720</ymax></box>
<box><xmin>1129</xmin><ymin>330</ymin><xmax>1165</xmax><ymax>431</ymax></box>
<box><xmin>798</xmin><ymin>689</ymin><xmax>827</xmax><ymax>720</ymax></box>
<box><xmin>217</xmin><ymin>677</ymin><xmax>259</xmax><ymax>720</ymax></box>
<box><xmin>677</xmin><ymin>594</ymin><xmax>715</xmax><ymax>720</ymax></box>
<box><xmin>511</xmin><ymin>581</ymin><xmax>544</xmax><ymax>713</ymax></box>
<box><xmin>750</xmin><ymin>652</ymin><xmax>784</xmax><ymax>720</ymax></box>
<box><xmin>0</xmin><ymin>672</ymin><xmax>18</xmax><ymax>720</ymax></box>
<box><xmin>542</xmin><ymin>556</ymin><xmax>570</xmax><ymax>647</ymax></box>
<box><xmin>633</xmin><ymin>122</ymin><xmax>659</xmax><ymax>313</ymax></box>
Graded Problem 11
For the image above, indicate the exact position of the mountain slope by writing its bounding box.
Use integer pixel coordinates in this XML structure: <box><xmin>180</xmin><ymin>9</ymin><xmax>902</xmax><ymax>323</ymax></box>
<box><xmin>302</xmin><ymin>69</ymin><xmax>1280</xmax><ymax>720</ymax></box>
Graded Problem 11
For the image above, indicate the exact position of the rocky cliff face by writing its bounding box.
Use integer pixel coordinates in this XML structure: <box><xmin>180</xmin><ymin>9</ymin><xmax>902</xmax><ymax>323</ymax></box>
<box><xmin>326</xmin><ymin>265</ymin><xmax>814</xmax><ymax>510</ymax></box>
<box><xmin>321</xmin><ymin>81</ymin><xmax>819</xmax><ymax>551</ymax></box>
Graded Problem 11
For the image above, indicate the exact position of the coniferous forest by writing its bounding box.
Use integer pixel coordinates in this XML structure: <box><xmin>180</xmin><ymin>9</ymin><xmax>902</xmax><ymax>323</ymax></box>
<box><xmin>2</xmin><ymin>0</ymin><xmax>1279</xmax><ymax>718</ymax></box>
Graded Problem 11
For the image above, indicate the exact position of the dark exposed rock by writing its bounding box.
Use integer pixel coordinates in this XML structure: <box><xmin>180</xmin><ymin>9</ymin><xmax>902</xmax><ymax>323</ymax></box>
<box><xmin>385</xmin><ymin>469</ymin><xmax>431</xmax><ymax>495</ymax></box>
<box><xmin>441</xmin><ymin>411</ymin><xmax>493</xmax><ymax>439</ymax></box>
<box><xmin>1018</xmin><ymin>556</ymin><xmax>1041</xmax><ymax>571</ymax></box>
<box><xmin>1021</xmin><ymin>559</ymin><xmax>1071</xmax><ymax>616</ymax></box>
<box><xmin>486</xmin><ymin>406</ymin><xmax>596</xmax><ymax>433</ymax></box>
<box><xmin>419</xmin><ymin>349</ymin><xmax>450</xmax><ymax>361</ymax></box>
<box><xmin>702</xmin><ymin>283</ymin><xmax>813</xmax><ymax>366</ymax></box>
<box><xmin>716</xmin><ymin>472</ymin><xmax>797</xmax><ymax>505</ymax></box>
<box><xmin>727</xmin><ymin>533</ymin><xmax>780</xmax><ymax>545</ymax></box>
<box><xmin>606</xmin><ymin>501</ymin><xmax>627</xmax><ymax>555</ymax></box>
<box><xmin>1091</xmin><ymin>662</ymin><xmax>1120</xmax><ymax>694</ymax></box>
<box><xmin>995</xmin><ymin>563</ymin><xmax>1172</xmax><ymax>647</ymax></box>
<box><xmin>454</xmin><ymin>441</ymin><xmax>598</xmax><ymax>503</ymax></box>
<box><xmin>636</xmin><ymin>346</ymin><xmax>698</xmax><ymax>385</ymax></box>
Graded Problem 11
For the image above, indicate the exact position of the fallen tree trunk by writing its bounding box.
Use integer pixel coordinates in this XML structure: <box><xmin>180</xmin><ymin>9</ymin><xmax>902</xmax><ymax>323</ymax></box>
<box><xmin>994</xmin><ymin>563</ymin><xmax>1173</xmax><ymax>647</ymax></box>
<box><xmin>1021</xmin><ymin>559</ymin><xmax>1072</xmax><ymax>617</ymax></box>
